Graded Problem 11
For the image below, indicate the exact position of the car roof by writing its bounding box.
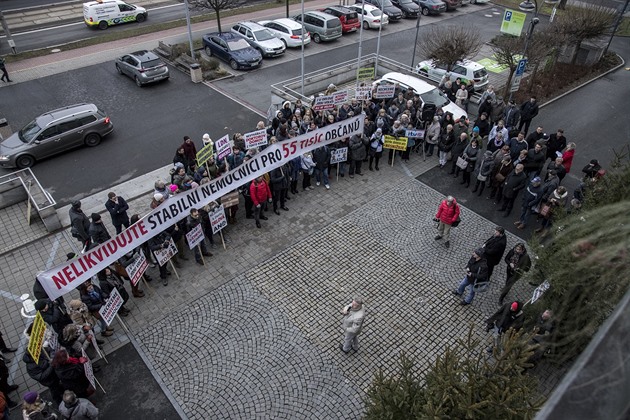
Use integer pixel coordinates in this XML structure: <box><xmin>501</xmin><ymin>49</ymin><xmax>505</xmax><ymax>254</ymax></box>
<box><xmin>269</xmin><ymin>18</ymin><xmax>303</xmax><ymax>28</ymax></box>
<box><xmin>375</xmin><ymin>72</ymin><xmax>435</xmax><ymax>95</ymax></box>
<box><xmin>36</xmin><ymin>103</ymin><xmax>98</xmax><ymax>127</ymax></box>
<box><xmin>304</xmin><ymin>10</ymin><xmax>338</xmax><ymax>19</ymax></box>
<box><xmin>349</xmin><ymin>3</ymin><xmax>380</xmax><ymax>11</ymax></box>
<box><xmin>459</xmin><ymin>59</ymin><xmax>485</xmax><ymax>70</ymax></box>
<box><xmin>206</xmin><ymin>31</ymin><xmax>244</xmax><ymax>41</ymax></box>
<box><xmin>323</xmin><ymin>5</ymin><xmax>354</xmax><ymax>13</ymax></box>
<box><xmin>129</xmin><ymin>50</ymin><xmax>159</xmax><ymax>62</ymax></box>
<box><xmin>234</xmin><ymin>21</ymin><xmax>267</xmax><ymax>31</ymax></box>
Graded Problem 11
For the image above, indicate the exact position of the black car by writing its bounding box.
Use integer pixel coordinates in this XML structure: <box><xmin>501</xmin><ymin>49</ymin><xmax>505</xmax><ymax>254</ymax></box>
<box><xmin>391</xmin><ymin>0</ymin><xmax>420</xmax><ymax>17</ymax></box>
<box><xmin>202</xmin><ymin>32</ymin><xmax>262</xmax><ymax>71</ymax></box>
<box><xmin>355</xmin><ymin>0</ymin><xmax>404</xmax><ymax>21</ymax></box>
<box><xmin>413</xmin><ymin>0</ymin><xmax>447</xmax><ymax>15</ymax></box>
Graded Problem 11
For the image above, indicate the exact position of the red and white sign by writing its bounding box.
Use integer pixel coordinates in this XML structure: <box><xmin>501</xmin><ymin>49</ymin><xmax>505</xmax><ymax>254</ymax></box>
<box><xmin>312</xmin><ymin>95</ymin><xmax>336</xmax><ymax>111</ymax></box>
<box><xmin>355</xmin><ymin>87</ymin><xmax>372</xmax><ymax>100</ymax></box>
<box><xmin>374</xmin><ymin>84</ymin><xmax>396</xmax><ymax>99</ymax></box>
<box><xmin>125</xmin><ymin>252</ymin><xmax>148</xmax><ymax>287</ymax></box>
<box><xmin>98</xmin><ymin>287</ymin><xmax>123</xmax><ymax>327</ymax></box>
<box><xmin>244</xmin><ymin>129</ymin><xmax>268</xmax><ymax>150</ymax></box>
<box><xmin>82</xmin><ymin>348</ymin><xmax>96</xmax><ymax>389</ymax></box>
<box><xmin>215</xmin><ymin>134</ymin><xmax>231</xmax><ymax>161</ymax></box>
<box><xmin>333</xmin><ymin>90</ymin><xmax>348</xmax><ymax>105</ymax></box>
<box><xmin>153</xmin><ymin>238</ymin><xmax>178</xmax><ymax>267</ymax></box>
<box><xmin>186</xmin><ymin>224</ymin><xmax>205</xmax><ymax>249</ymax></box>
<box><xmin>37</xmin><ymin>116</ymin><xmax>364</xmax><ymax>300</ymax></box>
<box><xmin>210</xmin><ymin>205</ymin><xmax>227</xmax><ymax>234</ymax></box>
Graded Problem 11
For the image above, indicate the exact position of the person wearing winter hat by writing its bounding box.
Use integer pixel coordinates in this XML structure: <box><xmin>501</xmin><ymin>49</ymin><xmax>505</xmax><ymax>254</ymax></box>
<box><xmin>88</xmin><ymin>213</ymin><xmax>110</xmax><ymax>246</ymax></box>
<box><xmin>22</xmin><ymin>391</ymin><xmax>58</xmax><ymax>420</ymax></box>
<box><xmin>150</xmin><ymin>193</ymin><xmax>165</xmax><ymax>210</ymax></box>
<box><xmin>453</xmin><ymin>248</ymin><xmax>489</xmax><ymax>305</ymax></box>
<box><xmin>58</xmin><ymin>390</ymin><xmax>99</xmax><ymax>420</ymax></box>
<box><xmin>486</xmin><ymin>300</ymin><xmax>525</xmax><ymax>335</ymax></box>
<box><xmin>202</xmin><ymin>133</ymin><xmax>213</xmax><ymax>148</ymax></box>
<box><xmin>179</xmin><ymin>135</ymin><xmax>197</xmax><ymax>164</ymax></box>
<box><xmin>69</xmin><ymin>200</ymin><xmax>91</xmax><ymax>250</ymax></box>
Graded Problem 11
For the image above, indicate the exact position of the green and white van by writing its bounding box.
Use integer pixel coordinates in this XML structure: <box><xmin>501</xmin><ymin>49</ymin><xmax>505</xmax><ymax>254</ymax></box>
<box><xmin>83</xmin><ymin>0</ymin><xmax>148</xmax><ymax>30</ymax></box>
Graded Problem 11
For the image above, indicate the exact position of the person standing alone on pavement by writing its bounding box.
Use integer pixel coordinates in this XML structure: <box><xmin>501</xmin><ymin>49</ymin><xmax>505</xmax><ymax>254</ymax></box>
<box><xmin>104</xmin><ymin>192</ymin><xmax>130</xmax><ymax>234</ymax></box>
<box><xmin>481</xmin><ymin>226</ymin><xmax>507</xmax><ymax>280</ymax></box>
<box><xmin>0</xmin><ymin>56</ymin><xmax>11</xmax><ymax>83</ymax></box>
<box><xmin>434</xmin><ymin>195</ymin><xmax>460</xmax><ymax>249</ymax></box>
<box><xmin>453</xmin><ymin>248</ymin><xmax>489</xmax><ymax>305</ymax></box>
<box><xmin>69</xmin><ymin>201</ymin><xmax>91</xmax><ymax>251</ymax></box>
<box><xmin>340</xmin><ymin>297</ymin><xmax>365</xmax><ymax>353</ymax></box>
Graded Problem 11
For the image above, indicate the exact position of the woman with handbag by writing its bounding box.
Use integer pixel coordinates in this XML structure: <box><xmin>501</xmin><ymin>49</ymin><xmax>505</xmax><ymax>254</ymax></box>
<box><xmin>459</xmin><ymin>139</ymin><xmax>480</xmax><ymax>188</ymax></box>
<box><xmin>449</xmin><ymin>133</ymin><xmax>469</xmax><ymax>176</ymax></box>
<box><xmin>488</xmin><ymin>156</ymin><xmax>513</xmax><ymax>201</ymax></box>
<box><xmin>472</xmin><ymin>151</ymin><xmax>495</xmax><ymax>196</ymax></box>
<box><xmin>425</xmin><ymin>117</ymin><xmax>441</xmax><ymax>158</ymax></box>
<box><xmin>535</xmin><ymin>186</ymin><xmax>568</xmax><ymax>236</ymax></box>
<box><xmin>437</xmin><ymin>123</ymin><xmax>455</xmax><ymax>167</ymax></box>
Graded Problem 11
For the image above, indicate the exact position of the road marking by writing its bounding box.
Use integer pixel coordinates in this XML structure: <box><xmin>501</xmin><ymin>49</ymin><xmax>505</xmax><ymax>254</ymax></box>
<box><xmin>45</xmin><ymin>234</ymin><xmax>61</xmax><ymax>270</ymax></box>
<box><xmin>400</xmin><ymin>160</ymin><xmax>413</xmax><ymax>177</ymax></box>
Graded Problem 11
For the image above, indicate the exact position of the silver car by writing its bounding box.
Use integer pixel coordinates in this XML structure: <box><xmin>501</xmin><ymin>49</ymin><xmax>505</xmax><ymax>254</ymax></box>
<box><xmin>0</xmin><ymin>103</ymin><xmax>114</xmax><ymax>169</ymax></box>
<box><xmin>115</xmin><ymin>50</ymin><xmax>169</xmax><ymax>86</ymax></box>
<box><xmin>231</xmin><ymin>21</ymin><xmax>286</xmax><ymax>58</ymax></box>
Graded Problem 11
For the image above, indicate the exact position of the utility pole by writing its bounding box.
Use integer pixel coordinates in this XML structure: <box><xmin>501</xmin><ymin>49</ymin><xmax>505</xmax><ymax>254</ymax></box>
<box><xmin>411</xmin><ymin>11</ymin><xmax>421</xmax><ymax>69</ymax></box>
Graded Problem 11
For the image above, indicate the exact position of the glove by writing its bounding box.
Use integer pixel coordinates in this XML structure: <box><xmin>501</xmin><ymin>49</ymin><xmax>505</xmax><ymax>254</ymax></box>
<box><xmin>256</xmin><ymin>204</ymin><xmax>261</xmax><ymax>208</ymax></box>
<box><xmin>433</xmin><ymin>218</ymin><xmax>439</xmax><ymax>222</ymax></box>
<box><xmin>268</xmin><ymin>198</ymin><xmax>273</xmax><ymax>203</ymax></box>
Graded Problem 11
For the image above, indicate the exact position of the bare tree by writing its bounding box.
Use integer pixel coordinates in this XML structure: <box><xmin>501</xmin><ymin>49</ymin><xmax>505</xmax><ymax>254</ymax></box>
<box><xmin>189</xmin><ymin>0</ymin><xmax>239</xmax><ymax>33</ymax></box>
<box><xmin>416</xmin><ymin>25</ymin><xmax>482</xmax><ymax>71</ymax></box>
<box><xmin>524</xmin><ymin>28</ymin><xmax>556</xmax><ymax>92</ymax></box>
<box><xmin>555</xmin><ymin>4</ymin><xmax>616</xmax><ymax>65</ymax></box>
<box><xmin>490</xmin><ymin>34</ymin><xmax>523</xmax><ymax>100</ymax></box>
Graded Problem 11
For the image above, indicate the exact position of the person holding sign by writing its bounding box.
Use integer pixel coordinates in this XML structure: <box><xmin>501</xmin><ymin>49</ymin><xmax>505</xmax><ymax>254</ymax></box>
<box><xmin>368</xmin><ymin>128</ymin><xmax>385</xmax><ymax>172</ymax></box>
<box><xmin>148</xmin><ymin>231</ymin><xmax>174</xmax><ymax>285</ymax></box>
<box><xmin>98</xmin><ymin>267</ymin><xmax>131</xmax><ymax>316</ymax></box>
<box><xmin>187</xmin><ymin>208</ymin><xmax>212</xmax><ymax>264</ymax></box>
<box><xmin>250</xmin><ymin>176</ymin><xmax>272</xmax><ymax>229</ymax></box>
<box><xmin>51</xmin><ymin>348</ymin><xmax>94</xmax><ymax>399</ymax></box>
<box><xmin>79</xmin><ymin>282</ymin><xmax>114</xmax><ymax>337</ymax></box>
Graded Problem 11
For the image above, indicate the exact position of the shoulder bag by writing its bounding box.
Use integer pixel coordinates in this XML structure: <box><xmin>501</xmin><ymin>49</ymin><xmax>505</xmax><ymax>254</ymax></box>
<box><xmin>456</xmin><ymin>156</ymin><xmax>468</xmax><ymax>170</ymax></box>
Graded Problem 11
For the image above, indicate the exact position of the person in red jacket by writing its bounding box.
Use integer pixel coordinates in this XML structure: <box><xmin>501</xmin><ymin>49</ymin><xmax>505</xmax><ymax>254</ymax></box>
<box><xmin>434</xmin><ymin>195</ymin><xmax>460</xmax><ymax>248</ymax></box>
<box><xmin>561</xmin><ymin>142</ymin><xmax>576</xmax><ymax>174</ymax></box>
<box><xmin>249</xmin><ymin>176</ymin><xmax>272</xmax><ymax>228</ymax></box>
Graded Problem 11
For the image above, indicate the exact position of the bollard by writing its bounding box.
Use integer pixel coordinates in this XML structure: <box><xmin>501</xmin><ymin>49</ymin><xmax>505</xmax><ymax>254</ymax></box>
<box><xmin>190</xmin><ymin>63</ymin><xmax>202</xmax><ymax>83</ymax></box>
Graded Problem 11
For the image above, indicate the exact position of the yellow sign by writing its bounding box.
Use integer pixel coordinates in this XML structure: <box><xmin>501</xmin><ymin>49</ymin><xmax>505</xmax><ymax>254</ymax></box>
<box><xmin>383</xmin><ymin>135</ymin><xmax>408</xmax><ymax>151</ymax></box>
<box><xmin>357</xmin><ymin>67</ymin><xmax>375</xmax><ymax>81</ymax></box>
<box><xmin>500</xmin><ymin>9</ymin><xmax>526</xmax><ymax>37</ymax></box>
<box><xmin>28</xmin><ymin>312</ymin><xmax>47</xmax><ymax>364</ymax></box>
<box><xmin>196</xmin><ymin>142</ymin><xmax>215</xmax><ymax>167</ymax></box>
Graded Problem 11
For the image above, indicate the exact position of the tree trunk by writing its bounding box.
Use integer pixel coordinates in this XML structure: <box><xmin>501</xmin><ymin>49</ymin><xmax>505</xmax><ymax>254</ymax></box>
<box><xmin>286</xmin><ymin>0</ymin><xmax>289</xmax><ymax>18</ymax></box>
<box><xmin>527</xmin><ymin>62</ymin><xmax>540</xmax><ymax>93</ymax></box>
<box><xmin>216</xmin><ymin>10</ymin><xmax>222</xmax><ymax>33</ymax></box>
<box><xmin>558</xmin><ymin>0</ymin><xmax>568</xmax><ymax>9</ymax></box>
<box><xmin>503</xmin><ymin>68</ymin><xmax>516</xmax><ymax>100</ymax></box>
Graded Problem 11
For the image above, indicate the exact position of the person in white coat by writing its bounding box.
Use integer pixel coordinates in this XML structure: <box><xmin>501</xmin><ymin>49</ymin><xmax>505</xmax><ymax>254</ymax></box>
<box><xmin>340</xmin><ymin>297</ymin><xmax>366</xmax><ymax>353</ymax></box>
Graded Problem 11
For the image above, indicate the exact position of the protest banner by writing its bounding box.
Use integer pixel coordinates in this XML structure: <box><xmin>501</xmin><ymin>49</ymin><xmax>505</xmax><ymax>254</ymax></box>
<box><xmin>47</xmin><ymin>329</ymin><xmax>59</xmax><ymax>353</ymax></box>
<box><xmin>220</xmin><ymin>191</ymin><xmax>239</xmax><ymax>208</ymax></box>
<box><xmin>153</xmin><ymin>238</ymin><xmax>178</xmax><ymax>267</ymax></box>
<box><xmin>530</xmin><ymin>280</ymin><xmax>550</xmax><ymax>304</ymax></box>
<box><xmin>215</xmin><ymin>134</ymin><xmax>231</xmax><ymax>161</ymax></box>
<box><xmin>28</xmin><ymin>312</ymin><xmax>46</xmax><ymax>364</ymax></box>
<box><xmin>99</xmin><ymin>287</ymin><xmax>123</xmax><ymax>327</ymax></box>
<box><xmin>37</xmin><ymin>116</ymin><xmax>364</xmax><ymax>300</ymax></box>
<box><xmin>330</xmin><ymin>147</ymin><xmax>348</xmax><ymax>164</ymax></box>
<box><xmin>196</xmin><ymin>142</ymin><xmax>215</xmax><ymax>167</ymax></box>
<box><xmin>82</xmin><ymin>348</ymin><xmax>96</xmax><ymax>389</ymax></box>
<box><xmin>244</xmin><ymin>129</ymin><xmax>268</xmax><ymax>150</ymax></box>
<box><xmin>210</xmin><ymin>205</ymin><xmax>228</xmax><ymax>235</ymax></box>
<box><xmin>374</xmin><ymin>84</ymin><xmax>396</xmax><ymax>99</ymax></box>
<box><xmin>405</xmin><ymin>129</ymin><xmax>425</xmax><ymax>139</ymax></box>
<box><xmin>186</xmin><ymin>224</ymin><xmax>205</xmax><ymax>250</ymax></box>
<box><xmin>355</xmin><ymin>86</ymin><xmax>372</xmax><ymax>100</ymax></box>
<box><xmin>332</xmin><ymin>90</ymin><xmax>348</xmax><ymax>105</ymax></box>
<box><xmin>383</xmin><ymin>135</ymin><xmax>408</xmax><ymax>151</ymax></box>
<box><xmin>357</xmin><ymin>66</ymin><xmax>375</xmax><ymax>80</ymax></box>
<box><xmin>125</xmin><ymin>251</ymin><xmax>148</xmax><ymax>287</ymax></box>
<box><xmin>312</xmin><ymin>95</ymin><xmax>336</xmax><ymax>111</ymax></box>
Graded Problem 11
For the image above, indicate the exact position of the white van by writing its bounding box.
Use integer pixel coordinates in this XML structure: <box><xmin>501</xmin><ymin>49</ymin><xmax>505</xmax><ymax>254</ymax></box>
<box><xmin>83</xmin><ymin>0</ymin><xmax>148</xmax><ymax>30</ymax></box>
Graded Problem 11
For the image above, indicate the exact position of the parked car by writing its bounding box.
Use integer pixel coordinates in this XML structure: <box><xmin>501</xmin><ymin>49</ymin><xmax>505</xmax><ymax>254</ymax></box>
<box><xmin>0</xmin><ymin>103</ymin><xmax>114</xmax><ymax>169</ymax></box>
<box><xmin>390</xmin><ymin>0</ymin><xmax>420</xmax><ymax>17</ymax></box>
<box><xmin>292</xmin><ymin>11</ymin><xmax>342</xmax><ymax>43</ymax></box>
<box><xmin>115</xmin><ymin>50</ymin><xmax>169</xmax><ymax>86</ymax></box>
<box><xmin>373</xmin><ymin>72</ymin><xmax>467</xmax><ymax>118</ymax></box>
<box><xmin>320</xmin><ymin>6</ymin><xmax>360</xmax><ymax>33</ymax></box>
<box><xmin>468</xmin><ymin>0</ymin><xmax>490</xmax><ymax>4</ymax></box>
<box><xmin>441</xmin><ymin>0</ymin><xmax>462</xmax><ymax>10</ymax></box>
<box><xmin>230</xmin><ymin>21</ymin><xmax>286</xmax><ymax>58</ymax></box>
<box><xmin>202</xmin><ymin>32</ymin><xmax>262</xmax><ymax>70</ymax></box>
<box><xmin>412</xmin><ymin>0</ymin><xmax>447</xmax><ymax>15</ymax></box>
<box><xmin>347</xmin><ymin>4</ymin><xmax>389</xmax><ymax>29</ymax></box>
<box><xmin>355</xmin><ymin>0</ymin><xmax>404</xmax><ymax>21</ymax></box>
<box><xmin>258</xmin><ymin>18</ymin><xmax>311</xmax><ymax>48</ymax></box>
<box><xmin>415</xmin><ymin>59</ymin><xmax>488</xmax><ymax>90</ymax></box>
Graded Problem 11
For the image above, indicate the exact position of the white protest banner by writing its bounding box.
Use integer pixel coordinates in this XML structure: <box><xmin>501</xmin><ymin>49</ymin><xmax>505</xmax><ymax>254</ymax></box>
<box><xmin>312</xmin><ymin>95</ymin><xmax>336</xmax><ymax>111</ymax></box>
<box><xmin>331</xmin><ymin>147</ymin><xmax>348</xmax><ymax>164</ymax></box>
<box><xmin>332</xmin><ymin>90</ymin><xmax>348</xmax><ymax>105</ymax></box>
<box><xmin>186</xmin><ymin>224</ymin><xmax>205</xmax><ymax>250</ymax></box>
<box><xmin>210</xmin><ymin>205</ymin><xmax>228</xmax><ymax>234</ymax></box>
<box><xmin>37</xmin><ymin>116</ymin><xmax>363</xmax><ymax>300</ymax></box>
<box><xmin>530</xmin><ymin>280</ymin><xmax>550</xmax><ymax>304</ymax></box>
<box><xmin>82</xmin><ymin>348</ymin><xmax>96</xmax><ymax>389</ymax></box>
<box><xmin>125</xmin><ymin>252</ymin><xmax>148</xmax><ymax>287</ymax></box>
<box><xmin>355</xmin><ymin>87</ymin><xmax>372</xmax><ymax>100</ymax></box>
<box><xmin>405</xmin><ymin>129</ymin><xmax>425</xmax><ymax>139</ymax></box>
<box><xmin>244</xmin><ymin>129</ymin><xmax>268</xmax><ymax>150</ymax></box>
<box><xmin>153</xmin><ymin>238</ymin><xmax>178</xmax><ymax>267</ymax></box>
<box><xmin>98</xmin><ymin>287</ymin><xmax>123</xmax><ymax>327</ymax></box>
<box><xmin>215</xmin><ymin>134</ymin><xmax>231</xmax><ymax>161</ymax></box>
<box><xmin>47</xmin><ymin>329</ymin><xmax>59</xmax><ymax>353</ymax></box>
<box><xmin>374</xmin><ymin>84</ymin><xmax>396</xmax><ymax>99</ymax></box>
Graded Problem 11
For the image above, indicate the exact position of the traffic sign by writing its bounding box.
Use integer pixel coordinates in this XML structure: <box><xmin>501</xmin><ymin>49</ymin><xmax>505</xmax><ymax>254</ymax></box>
<box><xmin>510</xmin><ymin>58</ymin><xmax>528</xmax><ymax>92</ymax></box>
<box><xmin>501</xmin><ymin>9</ymin><xmax>526</xmax><ymax>36</ymax></box>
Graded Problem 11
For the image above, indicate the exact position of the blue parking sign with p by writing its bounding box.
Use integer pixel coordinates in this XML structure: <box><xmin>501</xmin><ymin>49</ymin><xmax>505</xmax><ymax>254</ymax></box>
<box><xmin>505</xmin><ymin>11</ymin><xmax>512</xmax><ymax>21</ymax></box>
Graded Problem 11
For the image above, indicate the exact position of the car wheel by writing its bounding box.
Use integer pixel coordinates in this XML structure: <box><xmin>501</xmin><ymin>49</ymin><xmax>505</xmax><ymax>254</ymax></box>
<box><xmin>115</xmin><ymin>64</ymin><xmax>123</xmax><ymax>75</ymax></box>
<box><xmin>419</xmin><ymin>70</ymin><xmax>429</xmax><ymax>77</ymax></box>
<box><xmin>135</xmin><ymin>76</ymin><xmax>143</xmax><ymax>87</ymax></box>
<box><xmin>422</xmin><ymin>7</ymin><xmax>430</xmax><ymax>15</ymax></box>
<box><xmin>84</xmin><ymin>133</ymin><xmax>101</xmax><ymax>147</ymax></box>
<box><xmin>363</xmin><ymin>21</ymin><xmax>370</xmax><ymax>30</ymax></box>
<box><xmin>256</xmin><ymin>48</ymin><xmax>265</xmax><ymax>58</ymax></box>
<box><xmin>16</xmin><ymin>155</ymin><xmax>35</xmax><ymax>169</ymax></box>
<box><xmin>313</xmin><ymin>33</ymin><xmax>321</xmax><ymax>43</ymax></box>
<box><xmin>281</xmin><ymin>39</ymin><xmax>287</xmax><ymax>47</ymax></box>
<box><xmin>98</xmin><ymin>21</ymin><xmax>108</xmax><ymax>30</ymax></box>
<box><xmin>205</xmin><ymin>46</ymin><xmax>213</xmax><ymax>57</ymax></box>
<box><xmin>136</xmin><ymin>13</ymin><xmax>146</xmax><ymax>23</ymax></box>
<box><xmin>230</xmin><ymin>60</ymin><xmax>238</xmax><ymax>70</ymax></box>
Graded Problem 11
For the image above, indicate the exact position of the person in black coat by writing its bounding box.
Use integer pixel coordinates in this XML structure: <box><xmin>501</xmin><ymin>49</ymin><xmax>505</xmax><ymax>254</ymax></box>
<box><xmin>79</xmin><ymin>281</ymin><xmax>113</xmax><ymax>336</ymax></box>
<box><xmin>88</xmin><ymin>213</ymin><xmax>110</xmax><ymax>246</ymax></box>
<box><xmin>104</xmin><ymin>192</ymin><xmax>130</xmax><ymax>234</ymax></box>
<box><xmin>546</xmin><ymin>129</ymin><xmax>566</xmax><ymax>161</ymax></box>
<box><xmin>34</xmin><ymin>299</ymin><xmax>72</xmax><ymax>336</ymax></box>
<box><xmin>499</xmin><ymin>164</ymin><xmax>527</xmax><ymax>217</ymax></box>
<box><xmin>486</xmin><ymin>301</ymin><xmax>525</xmax><ymax>338</ymax></box>
<box><xmin>148</xmin><ymin>231</ymin><xmax>173</xmax><ymax>285</ymax></box>
<box><xmin>51</xmin><ymin>348</ymin><xmax>93</xmax><ymax>399</ymax></box>
<box><xmin>481</xmin><ymin>226</ymin><xmax>507</xmax><ymax>280</ymax></box>
<box><xmin>97</xmin><ymin>267</ymin><xmax>131</xmax><ymax>316</ymax></box>
<box><xmin>518</xmin><ymin>97</ymin><xmax>539</xmax><ymax>135</ymax></box>
<box><xmin>22</xmin><ymin>346</ymin><xmax>64</xmax><ymax>404</ymax></box>
<box><xmin>270</xmin><ymin>164</ymin><xmax>290</xmax><ymax>215</ymax></box>
<box><xmin>449</xmin><ymin>133</ymin><xmax>469</xmax><ymax>175</ymax></box>
<box><xmin>499</xmin><ymin>243</ymin><xmax>532</xmax><ymax>304</ymax></box>
<box><xmin>69</xmin><ymin>201</ymin><xmax>91</xmax><ymax>250</ymax></box>
<box><xmin>453</xmin><ymin>248</ymin><xmax>489</xmax><ymax>306</ymax></box>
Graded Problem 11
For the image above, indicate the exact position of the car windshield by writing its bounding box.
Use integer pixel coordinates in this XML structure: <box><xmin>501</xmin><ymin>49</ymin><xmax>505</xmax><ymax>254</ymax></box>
<box><xmin>378</xmin><ymin>0</ymin><xmax>394</xmax><ymax>7</ymax></box>
<box><xmin>18</xmin><ymin>119</ymin><xmax>41</xmax><ymax>143</ymax></box>
<box><xmin>254</xmin><ymin>29</ymin><xmax>275</xmax><ymax>41</ymax></box>
<box><xmin>227</xmin><ymin>38</ymin><xmax>251</xmax><ymax>50</ymax></box>
<box><xmin>474</xmin><ymin>68</ymin><xmax>488</xmax><ymax>78</ymax></box>
<box><xmin>142</xmin><ymin>59</ymin><xmax>163</xmax><ymax>69</ymax></box>
<box><xmin>399</xmin><ymin>0</ymin><xmax>413</xmax><ymax>4</ymax></box>
<box><xmin>420</xmin><ymin>87</ymin><xmax>450</xmax><ymax>107</ymax></box>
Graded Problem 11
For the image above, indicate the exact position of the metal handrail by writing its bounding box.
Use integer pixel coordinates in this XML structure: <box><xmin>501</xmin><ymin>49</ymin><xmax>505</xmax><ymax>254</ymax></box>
<box><xmin>0</xmin><ymin>168</ymin><xmax>56</xmax><ymax>211</ymax></box>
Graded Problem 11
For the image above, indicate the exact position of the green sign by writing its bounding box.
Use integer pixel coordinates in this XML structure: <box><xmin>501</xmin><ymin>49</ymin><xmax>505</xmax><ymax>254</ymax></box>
<box><xmin>500</xmin><ymin>9</ymin><xmax>526</xmax><ymax>36</ymax></box>
<box><xmin>196</xmin><ymin>142</ymin><xmax>214</xmax><ymax>166</ymax></box>
<box><xmin>357</xmin><ymin>67</ymin><xmax>375</xmax><ymax>81</ymax></box>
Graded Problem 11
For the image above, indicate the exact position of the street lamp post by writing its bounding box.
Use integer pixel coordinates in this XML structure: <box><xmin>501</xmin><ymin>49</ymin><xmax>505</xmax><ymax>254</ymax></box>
<box><xmin>374</xmin><ymin>1</ymin><xmax>384</xmax><ymax>77</ymax></box>
<box><xmin>356</xmin><ymin>3</ymin><xmax>366</xmax><ymax>87</ymax></box>
<box><xmin>411</xmin><ymin>11</ymin><xmax>422</xmax><ymax>69</ymax></box>
<box><xmin>508</xmin><ymin>0</ymin><xmax>540</xmax><ymax>102</ymax></box>
<box><xmin>182</xmin><ymin>0</ymin><xmax>195</xmax><ymax>60</ymax></box>
<box><xmin>301</xmin><ymin>0</ymin><xmax>305</xmax><ymax>96</ymax></box>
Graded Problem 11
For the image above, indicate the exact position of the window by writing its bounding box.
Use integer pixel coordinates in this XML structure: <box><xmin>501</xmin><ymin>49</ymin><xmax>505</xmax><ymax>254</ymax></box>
<box><xmin>38</xmin><ymin>126</ymin><xmax>60</xmax><ymax>140</ymax></box>
<box><xmin>452</xmin><ymin>65</ymin><xmax>466</xmax><ymax>74</ymax></box>
<box><xmin>314</xmin><ymin>18</ymin><xmax>324</xmax><ymax>28</ymax></box>
<box><xmin>77</xmin><ymin>115</ymin><xmax>97</xmax><ymax>126</ymax></box>
<box><xmin>57</xmin><ymin>120</ymin><xmax>81</xmax><ymax>134</ymax></box>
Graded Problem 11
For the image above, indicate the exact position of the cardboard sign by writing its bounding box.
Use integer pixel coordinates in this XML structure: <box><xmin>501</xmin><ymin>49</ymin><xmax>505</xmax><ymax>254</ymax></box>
<box><xmin>383</xmin><ymin>135</ymin><xmax>408</xmax><ymax>151</ymax></box>
<box><xmin>153</xmin><ymin>238</ymin><xmax>178</xmax><ymax>267</ymax></box>
<box><xmin>244</xmin><ymin>129</ymin><xmax>268</xmax><ymax>150</ymax></box>
<box><xmin>196</xmin><ymin>142</ymin><xmax>215</xmax><ymax>167</ymax></box>
<box><xmin>332</xmin><ymin>90</ymin><xmax>348</xmax><ymax>105</ymax></box>
<box><xmin>331</xmin><ymin>147</ymin><xmax>348</xmax><ymax>164</ymax></box>
<box><xmin>98</xmin><ymin>287</ymin><xmax>123</xmax><ymax>327</ymax></box>
<box><xmin>312</xmin><ymin>95</ymin><xmax>336</xmax><ymax>111</ymax></box>
<box><xmin>355</xmin><ymin>86</ymin><xmax>372</xmax><ymax>100</ymax></box>
<box><xmin>215</xmin><ymin>134</ymin><xmax>231</xmax><ymax>161</ymax></box>
<box><xmin>405</xmin><ymin>129</ymin><xmax>425</xmax><ymax>139</ymax></box>
<box><xmin>82</xmin><ymin>348</ymin><xmax>96</xmax><ymax>389</ymax></box>
<box><xmin>220</xmin><ymin>191</ymin><xmax>240</xmax><ymax>208</ymax></box>
<box><xmin>374</xmin><ymin>84</ymin><xmax>396</xmax><ymax>99</ymax></box>
<box><xmin>357</xmin><ymin>66</ymin><xmax>375</xmax><ymax>80</ymax></box>
<box><xmin>47</xmin><ymin>329</ymin><xmax>59</xmax><ymax>353</ymax></box>
<box><xmin>125</xmin><ymin>251</ymin><xmax>148</xmax><ymax>287</ymax></box>
<box><xmin>186</xmin><ymin>223</ymin><xmax>205</xmax><ymax>249</ymax></box>
<box><xmin>28</xmin><ymin>311</ymin><xmax>46</xmax><ymax>364</ymax></box>
<box><xmin>210</xmin><ymin>204</ymin><xmax>228</xmax><ymax>234</ymax></box>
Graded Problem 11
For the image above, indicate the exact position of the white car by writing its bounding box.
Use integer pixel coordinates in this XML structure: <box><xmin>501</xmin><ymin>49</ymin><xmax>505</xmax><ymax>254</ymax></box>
<box><xmin>258</xmin><ymin>18</ymin><xmax>311</xmax><ymax>48</ymax></box>
<box><xmin>415</xmin><ymin>59</ymin><xmax>488</xmax><ymax>91</ymax></box>
<box><xmin>347</xmin><ymin>4</ymin><xmax>389</xmax><ymax>30</ymax></box>
<box><xmin>231</xmin><ymin>21</ymin><xmax>286</xmax><ymax>58</ymax></box>
<box><xmin>373</xmin><ymin>72</ymin><xmax>467</xmax><ymax>118</ymax></box>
